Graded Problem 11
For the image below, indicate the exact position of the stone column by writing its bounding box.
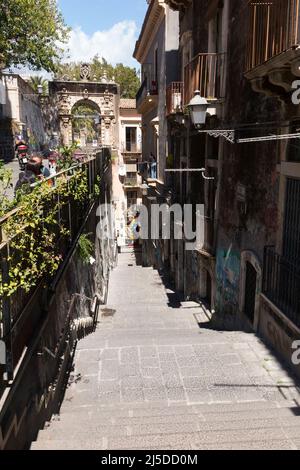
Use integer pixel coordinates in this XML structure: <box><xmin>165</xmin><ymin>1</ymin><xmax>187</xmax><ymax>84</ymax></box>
<box><xmin>59</xmin><ymin>115</ymin><xmax>72</xmax><ymax>146</ymax></box>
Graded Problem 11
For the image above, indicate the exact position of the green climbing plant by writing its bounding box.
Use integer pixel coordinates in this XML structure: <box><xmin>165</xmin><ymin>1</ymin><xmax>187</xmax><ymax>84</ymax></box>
<box><xmin>78</xmin><ymin>233</ymin><xmax>94</xmax><ymax>264</ymax></box>
<box><xmin>0</xmin><ymin>167</ymin><xmax>90</xmax><ymax>299</ymax></box>
<box><xmin>58</xmin><ymin>143</ymin><xmax>80</xmax><ymax>170</ymax></box>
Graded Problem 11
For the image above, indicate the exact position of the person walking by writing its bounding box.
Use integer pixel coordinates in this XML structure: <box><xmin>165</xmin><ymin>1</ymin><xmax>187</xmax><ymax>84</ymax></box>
<box><xmin>149</xmin><ymin>153</ymin><xmax>157</xmax><ymax>179</ymax></box>
<box><xmin>31</xmin><ymin>155</ymin><xmax>51</xmax><ymax>179</ymax></box>
<box><xmin>14</xmin><ymin>159</ymin><xmax>42</xmax><ymax>195</ymax></box>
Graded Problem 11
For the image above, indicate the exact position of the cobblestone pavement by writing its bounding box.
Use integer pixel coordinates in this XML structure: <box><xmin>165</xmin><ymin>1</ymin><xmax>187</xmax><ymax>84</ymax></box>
<box><xmin>32</xmin><ymin>251</ymin><xmax>300</xmax><ymax>450</ymax></box>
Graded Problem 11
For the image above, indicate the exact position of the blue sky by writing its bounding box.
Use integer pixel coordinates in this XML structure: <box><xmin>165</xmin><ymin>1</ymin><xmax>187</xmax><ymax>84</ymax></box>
<box><xmin>58</xmin><ymin>0</ymin><xmax>148</xmax><ymax>68</ymax></box>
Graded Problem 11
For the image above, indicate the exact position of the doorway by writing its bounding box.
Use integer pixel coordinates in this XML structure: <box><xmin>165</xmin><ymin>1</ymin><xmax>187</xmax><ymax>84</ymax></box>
<box><xmin>244</xmin><ymin>261</ymin><xmax>257</xmax><ymax>324</ymax></box>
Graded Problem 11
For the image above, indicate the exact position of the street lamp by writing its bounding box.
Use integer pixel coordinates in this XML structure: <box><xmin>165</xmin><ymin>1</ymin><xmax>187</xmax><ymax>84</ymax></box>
<box><xmin>187</xmin><ymin>90</ymin><xmax>208</xmax><ymax>128</ymax></box>
<box><xmin>22</xmin><ymin>83</ymin><xmax>45</xmax><ymax>101</ymax></box>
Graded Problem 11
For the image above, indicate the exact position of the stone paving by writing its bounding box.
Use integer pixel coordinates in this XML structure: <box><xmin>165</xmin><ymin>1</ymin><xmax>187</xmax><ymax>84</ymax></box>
<box><xmin>32</xmin><ymin>250</ymin><xmax>300</xmax><ymax>450</ymax></box>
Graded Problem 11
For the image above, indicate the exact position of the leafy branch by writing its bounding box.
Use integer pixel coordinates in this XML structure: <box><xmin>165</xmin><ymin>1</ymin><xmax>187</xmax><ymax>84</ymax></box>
<box><xmin>0</xmin><ymin>167</ymin><xmax>90</xmax><ymax>299</ymax></box>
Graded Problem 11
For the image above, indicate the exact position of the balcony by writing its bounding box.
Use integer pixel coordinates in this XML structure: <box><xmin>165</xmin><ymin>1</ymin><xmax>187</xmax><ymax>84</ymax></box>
<box><xmin>263</xmin><ymin>246</ymin><xmax>300</xmax><ymax>328</ymax></box>
<box><xmin>166</xmin><ymin>82</ymin><xmax>184</xmax><ymax>116</ymax></box>
<box><xmin>124</xmin><ymin>176</ymin><xmax>140</xmax><ymax>188</ymax></box>
<box><xmin>184</xmin><ymin>53</ymin><xmax>225</xmax><ymax>106</ymax></box>
<box><xmin>121</xmin><ymin>142</ymin><xmax>142</xmax><ymax>155</ymax></box>
<box><xmin>165</xmin><ymin>0</ymin><xmax>192</xmax><ymax>9</ymax></box>
<box><xmin>245</xmin><ymin>0</ymin><xmax>300</xmax><ymax>95</ymax></box>
<box><xmin>136</xmin><ymin>64</ymin><xmax>158</xmax><ymax>114</ymax></box>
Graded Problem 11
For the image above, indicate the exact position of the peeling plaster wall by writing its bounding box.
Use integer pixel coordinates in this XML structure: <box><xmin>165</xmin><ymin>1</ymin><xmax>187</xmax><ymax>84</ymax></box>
<box><xmin>215</xmin><ymin>0</ymin><xmax>282</xmax><ymax>325</ymax></box>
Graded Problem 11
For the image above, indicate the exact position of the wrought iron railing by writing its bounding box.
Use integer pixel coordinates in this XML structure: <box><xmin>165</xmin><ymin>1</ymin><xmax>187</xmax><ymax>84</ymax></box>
<box><xmin>166</xmin><ymin>82</ymin><xmax>184</xmax><ymax>115</ymax></box>
<box><xmin>263</xmin><ymin>246</ymin><xmax>300</xmax><ymax>328</ymax></box>
<box><xmin>184</xmin><ymin>53</ymin><xmax>225</xmax><ymax>105</ymax></box>
<box><xmin>121</xmin><ymin>143</ymin><xmax>142</xmax><ymax>154</ymax></box>
<box><xmin>246</xmin><ymin>0</ymin><xmax>300</xmax><ymax>71</ymax></box>
<box><xmin>0</xmin><ymin>149</ymin><xmax>110</xmax><ymax>382</ymax></box>
<box><xmin>136</xmin><ymin>64</ymin><xmax>158</xmax><ymax>109</ymax></box>
<box><xmin>124</xmin><ymin>176</ymin><xmax>139</xmax><ymax>187</ymax></box>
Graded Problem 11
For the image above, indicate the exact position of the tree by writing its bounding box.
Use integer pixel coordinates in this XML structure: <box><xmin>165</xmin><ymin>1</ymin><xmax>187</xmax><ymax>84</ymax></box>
<box><xmin>29</xmin><ymin>76</ymin><xmax>48</xmax><ymax>95</ymax></box>
<box><xmin>114</xmin><ymin>63</ymin><xmax>140</xmax><ymax>99</ymax></box>
<box><xmin>0</xmin><ymin>0</ymin><xmax>69</xmax><ymax>72</ymax></box>
<box><xmin>57</xmin><ymin>56</ymin><xmax>140</xmax><ymax>99</ymax></box>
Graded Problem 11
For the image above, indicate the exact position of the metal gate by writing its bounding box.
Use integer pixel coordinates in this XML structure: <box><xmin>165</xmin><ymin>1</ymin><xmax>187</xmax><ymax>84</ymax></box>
<box><xmin>244</xmin><ymin>262</ymin><xmax>257</xmax><ymax>324</ymax></box>
<box><xmin>283</xmin><ymin>178</ymin><xmax>300</xmax><ymax>262</ymax></box>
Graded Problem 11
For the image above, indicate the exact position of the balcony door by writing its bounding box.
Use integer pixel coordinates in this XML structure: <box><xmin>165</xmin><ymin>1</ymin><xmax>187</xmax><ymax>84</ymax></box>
<box><xmin>126</xmin><ymin>127</ymin><xmax>137</xmax><ymax>153</ymax></box>
<box><xmin>244</xmin><ymin>262</ymin><xmax>257</xmax><ymax>324</ymax></box>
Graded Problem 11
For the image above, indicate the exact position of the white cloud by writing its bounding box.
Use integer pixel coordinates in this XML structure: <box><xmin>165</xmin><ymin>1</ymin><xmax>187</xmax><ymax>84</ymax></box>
<box><xmin>63</xmin><ymin>21</ymin><xmax>138</xmax><ymax>68</ymax></box>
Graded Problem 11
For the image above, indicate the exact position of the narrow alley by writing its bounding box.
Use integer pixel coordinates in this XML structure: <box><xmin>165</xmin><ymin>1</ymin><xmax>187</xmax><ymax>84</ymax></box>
<box><xmin>32</xmin><ymin>251</ymin><xmax>300</xmax><ymax>451</ymax></box>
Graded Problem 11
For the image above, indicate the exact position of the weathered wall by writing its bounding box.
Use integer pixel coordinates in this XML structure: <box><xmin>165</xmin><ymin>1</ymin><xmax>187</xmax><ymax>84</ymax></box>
<box><xmin>215</xmin><ymin>0</ymin><xmax>282</xmax><ymax>323</ymax></box>
<box><xmin>258</xmin><ymin>296</ymin><xmax>300</xmax><ymax>379</ymax></box>
<box><xmin>2</xmin><ymin>74</ymin><xmax>46</xmax><ymax>148</ymax></box>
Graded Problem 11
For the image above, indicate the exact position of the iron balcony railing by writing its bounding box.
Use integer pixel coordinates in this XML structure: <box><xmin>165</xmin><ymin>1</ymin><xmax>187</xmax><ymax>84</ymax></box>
<box><xmin>184</xmin><ymin>53</ymin><xmax>225</xmax><ymax>105</ymax></box>
<box><xmin>124</xmin><ymin>176</ymin><xmax>139</xmax><ymax>187</ymax></box>
<box><xmin>246</xmin><ymin>0</ymin><xmax>300</xmax><ymax>71</ymax></box>
<box><xmin>263</xmin><ymin>246</ymin><xmax>300</xmax><ymax>328</ymax></box>
<box><xmin>136</xmin><ymin>64</ymin><xmax>158</xmax><ymax>109</ymax></box>
<box><xmin>121</xmin><ymin>143</ymin><xmax>142</xmax><ymax>154</ymax></box>
<box><xmin>166</xmin><ymin>82</ymin><xmax>184</xmax><ymax>115</ymax></box>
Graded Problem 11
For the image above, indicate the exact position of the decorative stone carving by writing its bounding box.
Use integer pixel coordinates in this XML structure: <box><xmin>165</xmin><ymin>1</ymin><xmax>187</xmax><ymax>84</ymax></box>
<box><xmin>268</xmin><ymin>67</ymin><xmax>294</xmax><ymax>93</ymax></box>
<box><xmin>58</xmin><ymin>89</ymin><xmax>71</xmax><ymax>114</ymax></box>
<box><xmin>101</xmin><ymin>71</ymin><xmax>109</xmax><ymax>84</ymax></box>
<box><xmin>245</xmin><ymin>48</ymin><xmax>300</xmax><ymax>97</ymax></box>
<box><xmin>62</xmin><ymin>117</ymin><xmax>71</xmax><ymax>129</ymax></box>
<box><xmin>249</xmin><ymin>77</ymin><xmax>275</xmax><ymax>97</ymax></box>
<box><xmin>82</xmin><ymin>88</ymin><xmax>89</xmax><ymax>99</ymax></box>
<box><xmin>80</xmin><ymin>63</ymin><xmax>91</xmax><ymax>81</ymax></box>
<box><xmin>104</xmin><ymin>117</ymin><xmax>111</xmax><ymax>129</ymax></box>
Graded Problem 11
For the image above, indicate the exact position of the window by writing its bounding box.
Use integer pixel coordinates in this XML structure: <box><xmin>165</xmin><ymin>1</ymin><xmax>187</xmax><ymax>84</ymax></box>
<box><xmin>127</xmin><ymin>191</ymin><xmax>138</xmax><ymax>208</ymax></box>
<box><xmin>126</xmin><ymin>127</ymin><xmax>137</xmax><ymax>152</ymax></box>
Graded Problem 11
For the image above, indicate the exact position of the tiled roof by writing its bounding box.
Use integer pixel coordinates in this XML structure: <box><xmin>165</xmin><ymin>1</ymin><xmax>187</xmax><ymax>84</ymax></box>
<box><xmin>119</xmin><ymin>99</ymin><xmax>137</xmax><ymax>109</ymax></box>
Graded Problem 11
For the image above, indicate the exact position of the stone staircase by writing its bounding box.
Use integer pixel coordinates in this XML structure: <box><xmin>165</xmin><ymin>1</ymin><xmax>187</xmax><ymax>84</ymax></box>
<box><xmin>32</xmin><ymin>400</ymin><xmax>300</xmax><ymax>450</ymax></box>
<box><xmin>31</xmin><ymin>251</ymin><xmax>300</xmax><ymax>450</ymax></box>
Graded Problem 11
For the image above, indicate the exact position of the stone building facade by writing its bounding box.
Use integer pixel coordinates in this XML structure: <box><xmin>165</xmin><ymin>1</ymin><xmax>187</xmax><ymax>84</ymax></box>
<box><xmin>136</xmin><ymin>0</ymin><xmax>300</xmax><ymax>376</ymax></box>
<box><xmin>0</xmin><ymin>73</ymin><xmax>46</xmax><ymax>161</ymax></box>
<box><xmin>113</xmin><ymin>99</ymin><xmax>143</xmax><ymax>247</ymax></box>
<box><xmin>48</xmin><ymin>74</ymin><xmax>120</xmax><ymax>150</ymax></box>
<box><xmin>133</xmin><ymin>0</ymin><xmax>179</xmax><ymax>182</ymax></box>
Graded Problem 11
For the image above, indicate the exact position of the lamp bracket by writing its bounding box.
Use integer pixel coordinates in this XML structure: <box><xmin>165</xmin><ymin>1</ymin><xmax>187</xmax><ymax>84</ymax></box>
<box><xmin>198</xmin><ymin>129</ymin><xmax>235</xmax><ymax>144</ymax></box>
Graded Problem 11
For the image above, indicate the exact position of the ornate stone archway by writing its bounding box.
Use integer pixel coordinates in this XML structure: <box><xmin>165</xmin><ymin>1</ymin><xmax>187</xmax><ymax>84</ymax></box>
<box><xmin>49</xmin><ymin>64</ymin><xmax>119</xmax><ymax>149</ymax></box>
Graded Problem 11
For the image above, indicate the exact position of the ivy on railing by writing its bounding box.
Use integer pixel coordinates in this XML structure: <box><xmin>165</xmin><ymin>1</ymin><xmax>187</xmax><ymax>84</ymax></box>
<box><xmin>0</xmin><ymin>166</ymin><xmax>90</xmax><ymax>299</ymax></box>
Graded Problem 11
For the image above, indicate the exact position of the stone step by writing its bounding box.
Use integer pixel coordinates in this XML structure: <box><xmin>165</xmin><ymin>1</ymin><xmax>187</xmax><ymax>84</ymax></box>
<box><xmin>104</xmin><ymin>426</ymin><xmax>300</xmax><ymax>449</ymax></box>
<box><xmin>32</xmin><ymin>426</ymin><xmax>300</xmax><ymax>450</ymax></box>
<box><xmin>41</xmin><ymin>406</ymin><xmax>300</xmax><ymax>432</ymax></box>
<box><xmin>39</xmin><ymin>415</ymin><xmax>300</xmax><ymax>442</ymax></box>
<box><xmin>59</xmin><ymin>400</ymin><xmax>298</xmax><ymax>415</ymax></box>
<box><xmin>31</xmin><ymin>436</ymin><xmax>297</xmax><ymax>451</ymax></box>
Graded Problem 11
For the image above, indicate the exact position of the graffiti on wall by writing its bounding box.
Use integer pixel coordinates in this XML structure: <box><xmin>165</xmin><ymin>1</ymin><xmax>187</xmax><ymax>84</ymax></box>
<box><xmin>216</xmin><ymin>244</ymin><xmax>240</xmax><ymax>315</ymax></box>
